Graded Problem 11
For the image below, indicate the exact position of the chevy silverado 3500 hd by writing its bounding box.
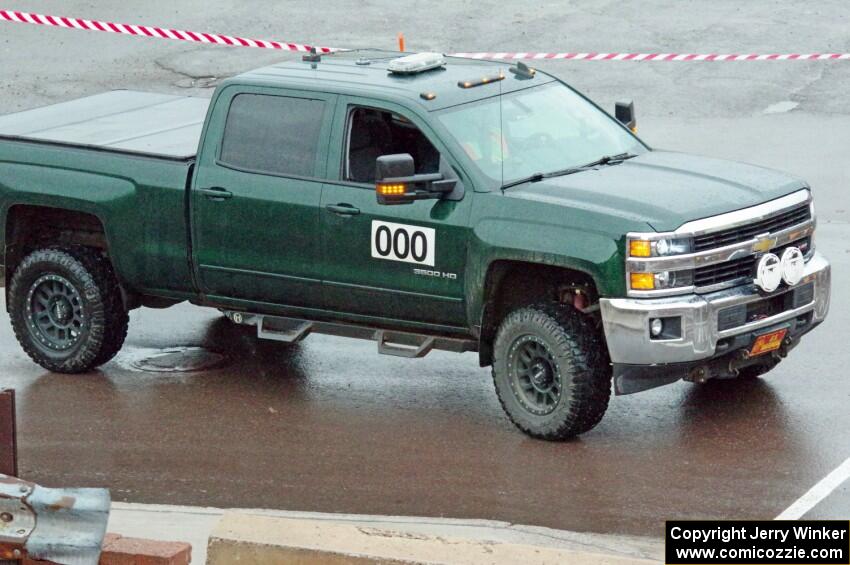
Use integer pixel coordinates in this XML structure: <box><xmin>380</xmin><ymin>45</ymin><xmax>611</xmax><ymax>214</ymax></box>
<box><xmin>0</xmin><ymin>51</ymin><xmax>830</xmax><ymax>439</ymax></box>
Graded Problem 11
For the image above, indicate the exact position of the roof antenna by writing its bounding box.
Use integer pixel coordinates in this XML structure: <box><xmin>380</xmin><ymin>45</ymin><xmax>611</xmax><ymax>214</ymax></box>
<box><xmin>302</xmin><ymin>47</ymin><xmax>322</xmax><ymax>63</ymax></box>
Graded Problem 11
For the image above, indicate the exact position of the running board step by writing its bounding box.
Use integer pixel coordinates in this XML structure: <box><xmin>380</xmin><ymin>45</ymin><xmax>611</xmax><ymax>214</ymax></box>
<box><xmin>376</xmin><ymin>331</ymin><xmax>435</xmax><ymax>358</ymax></box>
<box><xmin>257</xmin><ymin>317</ymin><xmax>313</xmax><ymax>343</ymax></box>
<box><xmin>223</xmin><ymin>311</ymin><xmax>476</xmax><ymax>357</ymax></box>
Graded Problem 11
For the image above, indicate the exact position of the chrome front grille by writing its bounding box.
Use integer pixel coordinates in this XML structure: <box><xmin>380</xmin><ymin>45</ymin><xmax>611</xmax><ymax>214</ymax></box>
<box><xmin>694</xmin><ymin>256</ymin><xmax>755</xmax><ymax>287</ymax></box>
<box><xmin>693</xmin><ymin>203</ymin><xmax>811</xmax><ymax>252</ymax></box>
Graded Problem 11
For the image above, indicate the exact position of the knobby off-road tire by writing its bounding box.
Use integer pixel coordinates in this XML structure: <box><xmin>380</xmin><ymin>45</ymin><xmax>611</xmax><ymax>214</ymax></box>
<box><xmin>492</xmin><ymin>304</ymin><xmax>612</xmax><ymax>440</ymax></box>
<box><xmin>9</xmin><ymin>246</ymin><xmax>129</xmax><ymax>373</ymax></box>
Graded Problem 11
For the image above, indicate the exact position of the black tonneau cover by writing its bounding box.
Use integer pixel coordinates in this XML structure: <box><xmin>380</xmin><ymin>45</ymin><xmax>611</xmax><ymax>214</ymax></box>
<box><xmin>0</xmin><ymin>91</ymin><xmax>210</xmax><ymax>159</ymax></box>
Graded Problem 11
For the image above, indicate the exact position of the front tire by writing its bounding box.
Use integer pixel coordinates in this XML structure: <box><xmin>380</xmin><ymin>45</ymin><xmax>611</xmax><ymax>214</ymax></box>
<box><xmin>9</xmin><ymin>246</ymin><xmax>129</xmax><ymax>373</ymax></box>
<box><xmin>492</xmin><ymin>304</ymin><xmax>611</xmax><ymax>440</ymax></box>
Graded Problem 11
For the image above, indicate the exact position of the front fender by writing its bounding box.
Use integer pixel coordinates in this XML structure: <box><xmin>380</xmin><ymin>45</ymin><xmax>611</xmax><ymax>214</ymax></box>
<box><xmin>465</xmin><ymin>216</ymin><xmax>628</xmax><ymax>330</ymax></box>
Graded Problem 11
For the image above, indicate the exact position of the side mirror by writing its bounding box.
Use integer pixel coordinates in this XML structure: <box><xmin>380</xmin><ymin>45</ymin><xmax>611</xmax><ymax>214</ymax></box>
<box><xmin>376</xmin><ymin>153</ymin><xmax>415</xmax><ymax>180</ymax></box>
<box><xmin>615</xmin><ymin>100</ymin><xmax>636</xmax><ymax>132</ymax></box>
<box><xmin>375</xmin><ymin>153</ymin><xmax>456</xmax><ymax>205</ymax></box>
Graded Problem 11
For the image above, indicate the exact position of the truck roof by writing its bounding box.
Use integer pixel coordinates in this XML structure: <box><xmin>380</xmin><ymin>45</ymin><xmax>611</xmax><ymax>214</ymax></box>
<box><xmin>0</xmin><ymin>91</ymin><xmax>209</xmax><ymax>160</ymax></box>
<box><xmin>233</xmin><ymin>49</ymin><xmax>554</xmax><ymax>110</ymax></box>
<box><xmin>0</xmin><ymin>51</ymin><xmax>551</xmax><ymax>160</ymax></box>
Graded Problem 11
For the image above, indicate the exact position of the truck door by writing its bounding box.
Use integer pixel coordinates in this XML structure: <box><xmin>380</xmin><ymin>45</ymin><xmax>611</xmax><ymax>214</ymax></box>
<box><xmin>192</xmin><ymin>87</ymin><xmax>336</xmax><ymax>307</ymax></box>
<box><xmin>320</xmin><ymin>98</ymin><xmax>473</xmax><ymax>328</ymax></box>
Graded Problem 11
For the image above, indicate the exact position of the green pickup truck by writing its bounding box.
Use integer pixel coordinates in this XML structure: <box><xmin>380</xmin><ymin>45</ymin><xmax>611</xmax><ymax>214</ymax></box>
<box><xmin>0</xmin><ymin>50</ymin><xmax>831</xmax><ymax>439</ymax></box>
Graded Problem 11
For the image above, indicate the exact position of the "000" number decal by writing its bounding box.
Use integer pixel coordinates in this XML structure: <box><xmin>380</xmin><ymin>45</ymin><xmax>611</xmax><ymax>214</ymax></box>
<box><xmin>371</xmin><ymin>220</ymin><xmax>435</xmax><ymax>266</ymax></box>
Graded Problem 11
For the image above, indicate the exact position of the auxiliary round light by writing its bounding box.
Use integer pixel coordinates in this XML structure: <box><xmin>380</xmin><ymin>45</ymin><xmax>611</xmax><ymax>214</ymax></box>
<box><xmin>780</xmin><ymin>247</ymin><xmax>805</xmax><ymax>286</ymax></box>
<box><xmin>754</xmin><ymin>253</ymin><xmax>782</xmax><ymax>292</ymax></box>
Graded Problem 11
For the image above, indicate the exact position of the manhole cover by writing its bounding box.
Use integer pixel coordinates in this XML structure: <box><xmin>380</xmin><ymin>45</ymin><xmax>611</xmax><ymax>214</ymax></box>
<box><xmin>131</xmin><ymin>347</ymin><xmax>227</xmax><ymax>373</ymax></box>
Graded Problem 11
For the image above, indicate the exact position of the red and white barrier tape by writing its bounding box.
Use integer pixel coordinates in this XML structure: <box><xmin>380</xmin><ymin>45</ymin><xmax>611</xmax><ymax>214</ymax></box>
<box><xmin>0</xmin><ymin>9</ymin><xmax>338</xmax><ymax>53</ymax></box>
<box><xmin>3</xmin><ymin>9</ymin><xmax>850</xmax><ymax>61</ymax></box>
<box><xmin>452</xmin><ymin>52</ymin><xmax>850</xmax><ymax>61</ymax></box>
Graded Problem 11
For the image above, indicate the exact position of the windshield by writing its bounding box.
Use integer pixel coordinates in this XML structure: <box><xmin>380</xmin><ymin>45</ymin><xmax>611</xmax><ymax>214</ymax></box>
<box><xmin>437</xmin><ymin>82</ymin><xmax>647</xmax><ymax>186</ymax></box>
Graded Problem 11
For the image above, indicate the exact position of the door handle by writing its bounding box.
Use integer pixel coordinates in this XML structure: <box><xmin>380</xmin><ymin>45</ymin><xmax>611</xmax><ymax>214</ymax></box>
<box><xmin>197</xmin><ymin>187</ymin><xmax>233</xmax><ymax>201</ymax></box>
<box><xmin>326</xmin><ymin>204</ymin><xmax>360</xmax><ymax>216</ymax></box>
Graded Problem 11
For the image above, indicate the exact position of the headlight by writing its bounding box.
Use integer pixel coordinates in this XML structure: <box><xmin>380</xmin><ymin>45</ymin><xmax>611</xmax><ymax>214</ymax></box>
<box><xmin>628</xmin><ymin>237</ymin><xmax>692</xmax><ymax>257</ymax></box>
<box><xmin>627</xmin><ymin>235</ymin><xmax>695</xmax><ymax>294</ymax></box>
<box><xmin>629</xmin><ymin>270</ymin><xmax>694</xmax><ymax>291</ymax></box>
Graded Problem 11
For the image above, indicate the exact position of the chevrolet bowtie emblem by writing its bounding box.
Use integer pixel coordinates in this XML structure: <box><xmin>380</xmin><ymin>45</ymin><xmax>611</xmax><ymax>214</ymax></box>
<box><xmin>752</xmin><ymin>234</ymin><xmax>777</xmax><ymax>253</ymax></box>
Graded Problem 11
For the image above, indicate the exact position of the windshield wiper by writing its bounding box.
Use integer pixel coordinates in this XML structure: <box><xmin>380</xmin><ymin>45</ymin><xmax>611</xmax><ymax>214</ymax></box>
<box><xmin>580</xmin><ymin>152</ymin><xmax>637</xmax><ymax>168</ymax></box>
<box><xmin>500</xmin><ymin>152</ymin><xmax>638</xmax><ymax>190</ymax></box>
<box><xmin>501</xmin><ymin>172</ymin><xmax>545</xmax><ymax>190</ymax></box>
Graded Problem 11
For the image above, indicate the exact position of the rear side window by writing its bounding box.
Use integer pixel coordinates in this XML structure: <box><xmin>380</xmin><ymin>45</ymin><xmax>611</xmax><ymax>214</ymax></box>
<box><xmin>220</xmin><ymin>93</ymin><xmax>325</xmax><ymax>177</ymax></box>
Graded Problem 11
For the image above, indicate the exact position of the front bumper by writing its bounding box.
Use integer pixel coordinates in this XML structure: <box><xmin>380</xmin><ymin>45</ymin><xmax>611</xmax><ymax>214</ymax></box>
<box><xmin>599</xmin><ymin>251</ymin><xmax>830</xmax><ymax>393</ymax></box>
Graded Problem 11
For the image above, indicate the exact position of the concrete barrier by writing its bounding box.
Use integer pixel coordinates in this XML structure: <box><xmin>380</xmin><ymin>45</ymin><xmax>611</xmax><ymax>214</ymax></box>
<box><xmin>207</xmin><ymin>512</ymin><xmax>659</xmax><ymax>565</ymax></box>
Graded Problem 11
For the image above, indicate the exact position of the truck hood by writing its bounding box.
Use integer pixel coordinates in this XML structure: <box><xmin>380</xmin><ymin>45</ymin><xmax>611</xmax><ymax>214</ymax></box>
<box><xmin>505</xmin><ymin>151</ymin><xmax>807</xmax><ymax>232</ymax></box>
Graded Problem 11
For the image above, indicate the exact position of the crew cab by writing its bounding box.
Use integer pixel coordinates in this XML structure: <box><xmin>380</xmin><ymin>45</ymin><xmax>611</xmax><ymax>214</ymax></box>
<box><xmin>0</xmin><ymin>50</ymin><xmax>831</xmax><ymax>439</ymax></box>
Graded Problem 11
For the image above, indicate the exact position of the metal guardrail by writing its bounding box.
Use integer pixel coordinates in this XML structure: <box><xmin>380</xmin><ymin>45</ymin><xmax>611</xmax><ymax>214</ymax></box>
<box><xmin>0</xmin><ymin>476</ymin><xmax>110</xmax><ymax>565</ymax></box>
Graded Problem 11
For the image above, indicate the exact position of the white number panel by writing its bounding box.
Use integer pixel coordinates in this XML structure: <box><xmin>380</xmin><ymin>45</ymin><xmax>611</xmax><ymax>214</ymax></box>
<box><xmin>371</xmin><ymin>220</ymin><xmax>435</xmax><ymax>267</ymax></box>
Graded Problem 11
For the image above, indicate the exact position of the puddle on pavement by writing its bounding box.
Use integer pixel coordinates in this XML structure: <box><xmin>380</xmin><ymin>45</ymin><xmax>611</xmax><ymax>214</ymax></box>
<box><xmin>115</xmin><ymin>346</ymin><xmax>229</xmax><ymax>373</ymax></box>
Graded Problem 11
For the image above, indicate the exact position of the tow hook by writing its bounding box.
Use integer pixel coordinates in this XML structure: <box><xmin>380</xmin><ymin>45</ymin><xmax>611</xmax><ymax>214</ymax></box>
<box><xmin>727</xmin><ymin>349</ymin><xmax>751</xmax><ymax>377</ymax></box>
<box><xmin>778</xmin><ymin>336</ymin><xmax>793</xmax><ymax>358</ymax></box>
<box><xmin>687</xmin><ymin>365</ymin><xmax>710</xmax><ymax>384</ymax></box>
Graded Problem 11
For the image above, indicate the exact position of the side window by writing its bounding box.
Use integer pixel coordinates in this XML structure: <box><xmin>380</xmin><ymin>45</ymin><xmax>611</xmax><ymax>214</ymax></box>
<box><xmin>346</xmin><ymin>107</ymin><xmax>440</xmax><ymax>183</ymax></box>
<box><xmin>220</xmin><ymin>93</ymin><xmax>325</xmax><ymax>177</ymax></box>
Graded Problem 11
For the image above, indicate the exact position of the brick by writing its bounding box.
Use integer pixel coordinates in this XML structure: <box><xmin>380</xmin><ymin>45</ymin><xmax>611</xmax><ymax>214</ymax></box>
<box><xmin>100</xmin><ymin>534</ymin><xmax>192</xmax><ymax>565</ymax></box>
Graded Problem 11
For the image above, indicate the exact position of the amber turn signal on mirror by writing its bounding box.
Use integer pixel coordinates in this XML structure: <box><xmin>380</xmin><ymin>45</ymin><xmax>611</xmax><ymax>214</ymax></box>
<box><xmin>376</xmin><ymin>182</ymin><xmax>416</xmax><ymax>205</ymax></box>
<box><xmin>377</xmin><ymin>183</ymin><xmax>407</xmax><ymax>196</ymax></box>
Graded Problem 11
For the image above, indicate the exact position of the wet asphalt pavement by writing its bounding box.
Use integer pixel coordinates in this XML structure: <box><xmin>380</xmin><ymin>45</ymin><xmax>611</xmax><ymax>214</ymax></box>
<box><xmin>1</xmin><ymin>222</ymin><xmax>847</xmax><ymax>537</ymax></box>
<box><xmin>2</xmin><ymin>0</ymin><xmax>850</xmax><ymax>540</ymax></box>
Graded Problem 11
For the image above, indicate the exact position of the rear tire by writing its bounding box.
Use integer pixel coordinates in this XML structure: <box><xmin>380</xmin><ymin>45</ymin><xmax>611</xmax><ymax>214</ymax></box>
<box><xmin>9</xmin><ymin>246</ymin><xmax>129</xmax><ymax>373</ymax></box>
<box><xmin>492</xmin><ymin>304</ymin><xmax>611</xmax><ymax>440</ymax></box>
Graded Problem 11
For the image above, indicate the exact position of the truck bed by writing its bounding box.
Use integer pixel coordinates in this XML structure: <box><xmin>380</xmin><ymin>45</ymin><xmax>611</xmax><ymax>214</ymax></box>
<box><xmin>0</xmin><ymin>91</ymin><xmax>210</xmax><ymax>160</ymax></box>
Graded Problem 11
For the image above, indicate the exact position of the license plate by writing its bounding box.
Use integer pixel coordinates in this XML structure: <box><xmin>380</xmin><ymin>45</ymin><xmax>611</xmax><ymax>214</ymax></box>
<box><xmin>750</xmin><ymin>329</ymin><xmax>787</xmax><ymax>356</ymax></box>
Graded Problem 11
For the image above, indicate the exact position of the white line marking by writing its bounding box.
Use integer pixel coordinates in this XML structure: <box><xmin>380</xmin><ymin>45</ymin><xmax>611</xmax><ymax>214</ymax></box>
<box><xmin>775</xmin><ymin>457</ymin><xmax>850</xmax><ymax>520</ymax></box>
